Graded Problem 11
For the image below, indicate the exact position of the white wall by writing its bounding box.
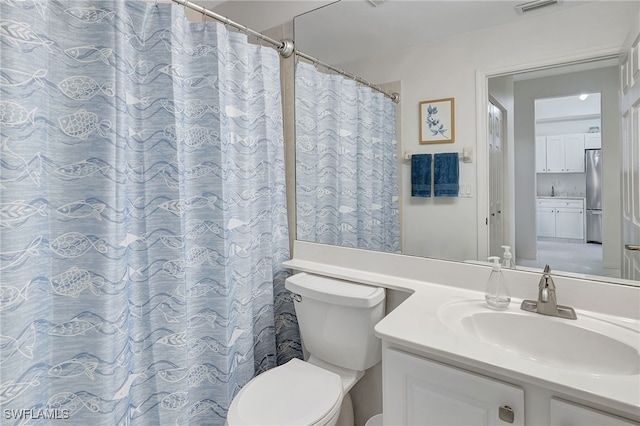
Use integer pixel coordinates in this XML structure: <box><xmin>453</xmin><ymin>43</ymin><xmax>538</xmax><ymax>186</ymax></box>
<box><xmin>338</xmin><ymin>1</ymin><xmax>637</xmax><ymax>262</ymax></box>
<box><xmin>536</xmin><ymin>173</ymin><xmax>587</xmax><ymax>198</ymax></box>
<box><xmin>537</xmin><ymin>173</ymin><xmax>586</xmax><ymax>198</ymax></box>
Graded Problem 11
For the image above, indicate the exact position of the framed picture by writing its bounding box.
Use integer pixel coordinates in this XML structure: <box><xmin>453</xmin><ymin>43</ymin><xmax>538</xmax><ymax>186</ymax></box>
<box><xmin>419</xmin><ymin>97</ymin><xmax>455</xmax><ymax>144</ymax></box>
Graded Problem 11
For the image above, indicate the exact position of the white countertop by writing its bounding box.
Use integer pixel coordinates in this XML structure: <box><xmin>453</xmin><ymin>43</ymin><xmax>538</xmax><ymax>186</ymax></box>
<box><xmin>374</xmin><ymin>283</ymin><xmax>640</xmax><ymax>415</ymax></box>
<box><xmin>537</xmin><ymin>196</ymin><xmax>585</xmax><ymax>200</ymax></box>
<box><xmin>284</xmin><ymin>241</ymin><xmax>640</xmax><ymax>418</ymax></box>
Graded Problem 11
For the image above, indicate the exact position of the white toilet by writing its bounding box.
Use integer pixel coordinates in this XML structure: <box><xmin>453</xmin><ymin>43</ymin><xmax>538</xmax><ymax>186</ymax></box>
<box><xmin>226</xmin><ymin>272</ymin><xmax>386</xmax><ymax>426</ymax></box>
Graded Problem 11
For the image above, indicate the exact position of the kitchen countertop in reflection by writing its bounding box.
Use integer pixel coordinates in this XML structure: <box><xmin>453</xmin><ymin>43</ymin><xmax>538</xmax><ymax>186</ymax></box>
<box><xmin>537</xmin><ymin>196</ymin><xmax>585</xmax><ymax>200</ymax></box>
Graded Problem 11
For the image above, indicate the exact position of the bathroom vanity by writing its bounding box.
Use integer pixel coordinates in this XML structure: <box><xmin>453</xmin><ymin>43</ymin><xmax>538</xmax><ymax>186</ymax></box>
<box><xmin>376</xmin><ymin>285</ymin><xmax>640</xmax><ymax>425</ymax></box>
<box><xmin>382</xmin><ymin>345</ymin><xmax>638</xmax><ymax>425</ymax></box>
<box><xmin>284</xmin><ymin>241</ymin><xmax>640</xmax><ymax>426</ymax></box>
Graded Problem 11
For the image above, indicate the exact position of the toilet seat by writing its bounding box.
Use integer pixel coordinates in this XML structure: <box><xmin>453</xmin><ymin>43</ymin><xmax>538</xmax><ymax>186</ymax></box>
<box><xmin>226</xmin><ymin>358</ymin><xmax>344</xmax><ymax>426</ymax></box>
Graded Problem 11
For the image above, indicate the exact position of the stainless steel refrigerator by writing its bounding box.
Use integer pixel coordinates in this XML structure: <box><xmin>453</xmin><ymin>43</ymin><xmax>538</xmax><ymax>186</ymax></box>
<box><xmin>585</xmin><ymin>149</ymin><xmax>602</xmax><ymax>244</ymax></box>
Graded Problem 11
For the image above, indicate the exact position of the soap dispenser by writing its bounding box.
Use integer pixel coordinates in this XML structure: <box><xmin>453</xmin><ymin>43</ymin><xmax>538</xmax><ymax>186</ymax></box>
<box><xmin>485</xmin><ymin>256</ymin><xmax>511</xmax><ymax>310</ymax></box>
<box><xmin>501</xmin><ymin>245</ymin><xmax>515</xmax><ymax>269</ymax></box>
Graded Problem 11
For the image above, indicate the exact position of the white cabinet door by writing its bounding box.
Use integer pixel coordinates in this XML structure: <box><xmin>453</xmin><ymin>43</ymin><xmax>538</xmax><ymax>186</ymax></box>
<box><xmin>555</xmin><ymin>208</ymin><xmax>584</xmax><ymax>240</ymax></box>
<box><xmin>550</xmin><ymin>398</ymin><xmax>639</xmax><ymax>426</ymax></box>
<box><xmin>384</xmin><ymin>348</ymin><xmax>525</xmax><ymax>426</ymax></box>
<box><xmin>546</xmin><ymin>136</ymin><xmax>564</xmax><ymax>172</ymax></box>
<box><xmin>563</xmin><ymin>134</ymin><xmax>585</xmax><ymax>172</ymax></box>
<box><xmin>537</xmin><ymin>134</ymin><xmax>588</xmax><ymax>173</ymax></box>
<box><xmin>536</xmin><ymin>137</ymin><xmax>547</xmax><ymax>173</ymax></box>
<box><xmin>537</xmin><ymin>207</ymin><xmax>556</xmax><ymax>238</ymax></box>
<box><xmin>584</xmin><ymin>133</ymin><xmax>602</xmax><ymax>149</ymax></box>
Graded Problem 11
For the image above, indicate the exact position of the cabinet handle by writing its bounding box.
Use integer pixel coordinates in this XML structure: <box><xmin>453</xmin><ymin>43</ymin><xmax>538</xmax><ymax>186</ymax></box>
<box><xmin>625</xmin><ymin>245</ymin><xmax>640</xmax><ymax>251</ymax></box>
<box><xmin>498</xmin><ymin>405</ymin><xmax>515</xmax><ymax>424</ymax></box>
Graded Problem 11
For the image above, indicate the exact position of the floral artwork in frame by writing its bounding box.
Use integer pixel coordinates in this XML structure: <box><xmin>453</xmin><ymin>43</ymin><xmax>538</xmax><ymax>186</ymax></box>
<box><xmin>419</xmin><ymin>97</ymin><xmax>455</xmax><ymax>144</ymax></box>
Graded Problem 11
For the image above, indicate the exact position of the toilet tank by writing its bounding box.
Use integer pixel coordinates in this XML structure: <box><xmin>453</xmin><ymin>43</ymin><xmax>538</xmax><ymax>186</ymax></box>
<box><xmin>285</xmin><ymin>273</ymin><xmax>385</xmax><ymax>371</ymax></box>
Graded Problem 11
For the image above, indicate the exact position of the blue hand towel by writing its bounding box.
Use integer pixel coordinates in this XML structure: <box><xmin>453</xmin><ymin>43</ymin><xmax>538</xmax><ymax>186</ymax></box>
<box><xmin>434</xmin><ymin>152</ymin><xmax>459</xmax><ymax>197</ymax></box>
<box><xmin>411</xmin><ymin>154</ymin><xmax>432</xmax><ymax>197</ymax></box>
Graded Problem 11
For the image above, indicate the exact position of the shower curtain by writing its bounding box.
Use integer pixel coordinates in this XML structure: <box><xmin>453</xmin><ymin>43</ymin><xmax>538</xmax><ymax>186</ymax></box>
<box><xmin>295</xmin><ymin>61</ymin><xmax>400</xmax><ymax>252</ymax></box>
<box><xmin>0</xmin><ymin>1</ymin><xmax>301</xmax><ymax>425</ymax></box>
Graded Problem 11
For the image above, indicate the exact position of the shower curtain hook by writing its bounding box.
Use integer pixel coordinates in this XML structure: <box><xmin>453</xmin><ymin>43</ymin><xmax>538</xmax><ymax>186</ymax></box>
<box><xmin>201</xmin><ymin>9</ymin><xmax>206</xmax><ymax>22</ymax></box>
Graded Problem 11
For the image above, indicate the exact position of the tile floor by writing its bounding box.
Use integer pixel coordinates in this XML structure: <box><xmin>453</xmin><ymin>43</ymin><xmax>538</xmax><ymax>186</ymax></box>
<box><xmin>516</xmin><ymin>239</ymin><xmax>611</xmax><ymax>278</ymax></box>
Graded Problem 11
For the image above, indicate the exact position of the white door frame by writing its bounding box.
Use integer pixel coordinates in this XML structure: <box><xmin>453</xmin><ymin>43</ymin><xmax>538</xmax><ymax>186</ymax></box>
<box><xmin>620</xmin><ymin>16</ymin><xmax>640</xmax><ymax>280</ymax></box>
<box><xmin>488</xmin><ymin>97</ymin><xmax>507</xmax><ymax>257</ymax></box>
<box><xmin>475</xmin><ymin>47</ymin><xmax>621</xmax><ymax>261</ymax></box>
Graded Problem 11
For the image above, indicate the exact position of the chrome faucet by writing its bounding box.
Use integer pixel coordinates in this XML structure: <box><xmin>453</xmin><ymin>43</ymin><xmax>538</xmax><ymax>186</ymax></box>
<box><xmin>520</xmin><ymin>265</ymin><xmax>577</xmax><ymax>320</ymax></box>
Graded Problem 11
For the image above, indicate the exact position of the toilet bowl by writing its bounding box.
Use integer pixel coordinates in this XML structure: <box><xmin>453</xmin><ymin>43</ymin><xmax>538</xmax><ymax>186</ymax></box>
<box><xmin>226</xmin><ymin>273</ymin><xmax>385</xmax><ymax>426</ymax></box>
<box><xmin>226</xmin><ymin>358</ymin><xmax>344</xmax><ymax>426</ymax></box>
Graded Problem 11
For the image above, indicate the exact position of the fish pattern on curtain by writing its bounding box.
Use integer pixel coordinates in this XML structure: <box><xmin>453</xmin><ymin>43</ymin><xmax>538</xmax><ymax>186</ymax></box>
<box><xmin>295</xmin><ymin>61</ymin><xmax>400</xmax><ymax>252</ymax></box>
<box><xmin>0</xmin><ymin>1</ymin><xmax>302</xmax><ymax>425</ymax></box>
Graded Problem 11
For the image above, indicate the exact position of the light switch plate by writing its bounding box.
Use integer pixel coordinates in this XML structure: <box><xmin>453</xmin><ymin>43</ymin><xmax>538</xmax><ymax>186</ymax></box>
<box><xmin>459</xmin><ymin>183</ymin><xmax>474</xmax><ymax>198</ymax></box>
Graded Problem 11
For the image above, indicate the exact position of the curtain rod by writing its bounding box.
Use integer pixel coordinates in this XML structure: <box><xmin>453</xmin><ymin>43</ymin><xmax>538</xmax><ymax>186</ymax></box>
<box><xmin>296</xmin><ymin>51</ymin><xmax>400</xmax><ymax>103</ymax></box>
<box><xmin>169</xmin><ymin>0</ymin><xmax>294</xmax><ymax>57</ymax></box>
<box><xmin>169</xmin><ymin>0</ymin><xmax>400</xmax><ymax>104</ymax></box>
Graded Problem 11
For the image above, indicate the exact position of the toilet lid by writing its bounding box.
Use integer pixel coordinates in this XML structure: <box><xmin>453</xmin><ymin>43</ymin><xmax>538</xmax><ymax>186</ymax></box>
<box><xmin>227</xmin><ymin>358</ymin><xmax>343</xmax><ymax>426</ymax></box>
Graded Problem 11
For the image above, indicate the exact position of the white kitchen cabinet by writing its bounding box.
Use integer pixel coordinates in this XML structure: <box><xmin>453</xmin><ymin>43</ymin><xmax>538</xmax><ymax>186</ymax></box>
<box><xmin>555</xmin><ymin>207</ymin><xmax>584</xmax><ymax>239</ymax></box>
<box><xmin>536</xmin><ymin>134</ymin><xmax>585</xmax><ymax>173</ymax></box>
<box><xmin>550</xmin><ymin>398</ymin><xmax>639</xmax><ymax>426</ymax></box>
<box><xmin>383</xmin><ymin>348</ymin><xmax>525</xmax><ymax>426</ymax></box>
<box><xmin>584</xmin><ymin>133</ymin><xmax>602</xmax><ymax>149</ymax></box>
<box><xmin>545</xmin><ymin>135</ymin><xmax>565</xmax><ymax>172</ymax></box>
<box><xmin>563</xmin><ymin>134</ymin><xmax>586</xmax><ymax>172</ymax></box>
<box><xmin>537</xmin><ymin>207</ymin><xmax>556</xmax><ymax>238</ymax></box>
<box><xmin>536</xmin><ymin>199</ymin><xmax>584</xmax><ymax>240</ymax></box>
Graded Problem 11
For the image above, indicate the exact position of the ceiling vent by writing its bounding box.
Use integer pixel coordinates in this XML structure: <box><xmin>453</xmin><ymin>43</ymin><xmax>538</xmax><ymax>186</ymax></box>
<box><xmin>515</xmin><ymin>0</ymin><xmax>563</xmax><ymax>14</ymax></box>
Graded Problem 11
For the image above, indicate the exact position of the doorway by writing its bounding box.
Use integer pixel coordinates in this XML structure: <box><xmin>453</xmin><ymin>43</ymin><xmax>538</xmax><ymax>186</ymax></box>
<box><xmin>523</xmin><ymin>93</ymin><xmax>606</xmax><ymax>275</ymax></box>
<box><xmin>487</xmin><ymin>58</ymin><xmax>622</xmax><ymax>279</ymax></box>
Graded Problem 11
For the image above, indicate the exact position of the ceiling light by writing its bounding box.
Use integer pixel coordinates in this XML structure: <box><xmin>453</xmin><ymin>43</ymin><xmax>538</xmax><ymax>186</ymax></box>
<box><xmin>579</xmin><ymin>94</ymin><xmax>589</xmax><ymax>101</ymax></box>
<box><xmin>515</xmin><ymin>0</ymin><xmax>563</xmax><ymax>15</ymax></box>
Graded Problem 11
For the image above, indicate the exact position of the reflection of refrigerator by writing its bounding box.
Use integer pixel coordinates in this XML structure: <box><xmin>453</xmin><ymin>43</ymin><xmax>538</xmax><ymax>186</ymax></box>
<box><xmin>585</xmin><ymin>149</ymin><xmax>602</xmax><ymax>244</ymax></box>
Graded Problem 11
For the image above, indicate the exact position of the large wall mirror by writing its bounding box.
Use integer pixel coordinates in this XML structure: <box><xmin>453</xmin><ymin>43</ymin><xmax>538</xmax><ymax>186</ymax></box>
<box><xmin>293</xmin><ymin>0</ymin><xmax>640</xmax><ymax>286</ymax></box>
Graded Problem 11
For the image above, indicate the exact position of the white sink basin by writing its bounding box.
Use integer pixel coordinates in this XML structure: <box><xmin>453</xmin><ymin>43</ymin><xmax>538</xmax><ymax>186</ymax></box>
<box><xmin>438</xmin><ymin>300</ymin><xmax>640</xmax><ymax>376</ymax></box>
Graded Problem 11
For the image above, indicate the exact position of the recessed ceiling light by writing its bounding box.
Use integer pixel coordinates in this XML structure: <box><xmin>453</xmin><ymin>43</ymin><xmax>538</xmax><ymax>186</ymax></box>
<box><xmin>579</xmin><ymin>94</ymin><xmax>589</xmax><ymax>101</ymax></box>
